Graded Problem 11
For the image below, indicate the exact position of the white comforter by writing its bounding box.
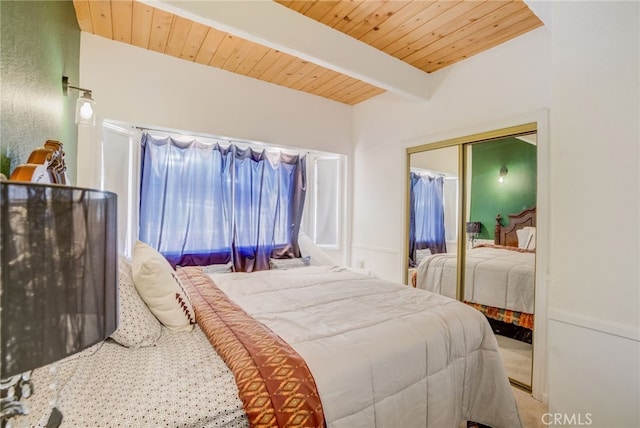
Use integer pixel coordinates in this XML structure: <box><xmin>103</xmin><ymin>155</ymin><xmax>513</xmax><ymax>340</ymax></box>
<box><xmin>415</xmin><ymin>246</ymin><xmax>535</xmax><ymax>314</ymax></box>
<box><xmin>210</xmin><ymin>266</ymin><xmax>522</xmax><ymax>428</ymax></box>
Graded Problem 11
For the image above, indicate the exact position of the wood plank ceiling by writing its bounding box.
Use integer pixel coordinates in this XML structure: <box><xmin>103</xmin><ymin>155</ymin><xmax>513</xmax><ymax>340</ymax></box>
<box><xmin>72</xmin><ymin>0</ymin><xmax>543</xmax><ymax>105</ymax></box>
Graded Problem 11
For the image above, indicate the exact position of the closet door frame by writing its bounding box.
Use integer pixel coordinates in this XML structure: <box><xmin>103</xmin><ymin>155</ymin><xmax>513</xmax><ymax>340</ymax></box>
<box><xmin>404</xmin><ymin>122</ymin><xmax>537</xmax><ymax>288</ymax></box>
<box><xmin>404</xmin><ymin>122</ymin><xmax>542</xmax><ymax>392</ymax></box>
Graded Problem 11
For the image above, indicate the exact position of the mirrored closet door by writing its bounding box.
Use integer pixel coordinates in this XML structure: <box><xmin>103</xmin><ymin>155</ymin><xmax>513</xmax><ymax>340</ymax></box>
<box><xmin>406</xmin><ymin>124</ymin><xmax>537</xmax><ymax>390</ymax></box>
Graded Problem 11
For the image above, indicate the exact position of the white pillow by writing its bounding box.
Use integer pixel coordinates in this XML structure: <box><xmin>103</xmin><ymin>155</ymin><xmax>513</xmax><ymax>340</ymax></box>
<box><xmin>517</xmin><ymin>226</ymin><xmax>536</xmax><ymax>250</ymax></box>
<box><xmin>269</xmin><ymin>256</ymin><xmax>311</xmax><ymax>270</ymax></box>
<box><xmin>298</xmin><ymin>233</ymin><xmax>336</xmax><ymax>266</ymax></box>
<box><xmin>201</xmin><ymin>261</ymin><xmax>234</xmax><ymax>274</ymax></box>
<box><xmin>415</xmin><ymin>248</ymin><xmax>432</xmax><ymax>265</ymax></box>
<box><xmin>111</xmin><ymin>256</ymin><xmax>162</xmax><ymax>347</ymax></box>
<box><xmin>525</xmin><ymin>227</ymin><xmax>536</xmax><ymax>250</ymax></box>
<box><xmin>516</xmin><ymin>228</ymin><xmax>529</xmax><ymax>249</ymax></box>
<box><xmin>131</xmin><ymin>241</ymin><xmax>195</xmax><ymax>331</ymax></box>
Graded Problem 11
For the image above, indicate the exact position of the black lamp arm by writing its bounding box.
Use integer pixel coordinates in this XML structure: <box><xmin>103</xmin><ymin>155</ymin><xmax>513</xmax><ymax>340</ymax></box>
<box><xmin>62</xmin><ymin>76</ymin><xmax>92</xmax><ymax>96</ymax></box>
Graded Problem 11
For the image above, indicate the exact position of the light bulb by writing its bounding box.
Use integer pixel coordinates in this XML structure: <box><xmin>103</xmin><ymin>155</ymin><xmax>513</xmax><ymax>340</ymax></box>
<box><xmin>498</xmin><ymin>166</ymin><xmax>508</xmax><ymax>183</ymax></box>
<box><xmin>75</xmin><ymin>95</ymin><xmax>96</xmax><ymax>126</ymax></box>
<box><xmin>79</xmin><ymin>101</ymin><xmax>93</xmax><ymax>119</ymax></box>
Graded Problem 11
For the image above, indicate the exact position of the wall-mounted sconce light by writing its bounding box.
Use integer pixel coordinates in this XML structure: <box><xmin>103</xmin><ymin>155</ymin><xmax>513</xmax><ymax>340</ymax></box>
<box><xmin>466</xmin><ymin>221</ymin><xmax>481</xmax><ymax>247</ymax></box>
<box><xmin>62</xmin><ymin>76</ymin><xmax>95</xmax><ymax>127</ymax></box>
<box><xmin>498</xmin><ymin>166</ymin><xmax>508</xmax><ymax>183</ymax></box>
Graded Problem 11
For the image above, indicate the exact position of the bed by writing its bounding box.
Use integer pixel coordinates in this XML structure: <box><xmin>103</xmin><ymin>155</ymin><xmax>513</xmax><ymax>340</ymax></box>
<box><xmin>413</xmin><ymin>208</ymin><xmax>536</xmax><ymax>333</ymax></box>
<box><xmin>20</xmin><ymin>253</ymin><xmax>522</xmax><ymax>428</ymax></box>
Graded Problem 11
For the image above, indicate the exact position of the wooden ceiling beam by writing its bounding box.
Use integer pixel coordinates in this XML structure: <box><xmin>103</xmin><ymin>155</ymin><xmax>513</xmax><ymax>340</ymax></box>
<box><xmin>144</xmin><ymin>0</ymin><xmax>435</xmax><ymax>102</ymax></box>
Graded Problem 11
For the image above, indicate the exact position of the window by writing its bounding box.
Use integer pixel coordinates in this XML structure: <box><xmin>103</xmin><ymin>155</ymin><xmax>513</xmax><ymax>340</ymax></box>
<box><xmin>305</xmin><ymin>154</ymin><xmax>344</xmax><ymax>250</ymax></box>
<box><xmin>138</xmin><ymin>133</ymin><xmax>306</xmax><ymax>271</ymax></box>
<box><xmin>101</xmin><ymin>122</ymin><xmax>139</xmax><ymax>258</ymax></box>
<box><xmin>101</xmin><ymin>123</ymin><xmax>346</xmax><ymax>267</ymax></box>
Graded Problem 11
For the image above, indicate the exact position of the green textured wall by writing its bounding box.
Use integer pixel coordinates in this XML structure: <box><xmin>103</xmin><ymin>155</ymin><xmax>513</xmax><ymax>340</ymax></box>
<box><xmin>0</xmin><ymin>0</ymin><xmax>80</xmax><ymax>181</ymax></box>
<box><xmin>469</xmin><ymin>137</ymin><xmax>537</xmax><ymax>239</ymax></box>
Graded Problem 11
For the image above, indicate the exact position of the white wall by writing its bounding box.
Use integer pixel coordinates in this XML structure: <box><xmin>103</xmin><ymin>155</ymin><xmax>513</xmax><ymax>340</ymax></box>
<box><xmin>76</xmin><ymin>33</ymin><xmax>353</xmax><ymax>192</ymax></box>
<box><xmin>547</xmin><ymin>2</ymin><xmax>639</xmax><ymax>426</ymax></box>
<box><xmin>410</xmin><ymin>146</ymin><xmax>458</xmax><ymax>176</ymax></box>
<box><xmin>77</xmin><ymin>32</ymin><xmax>353</xmax><ymax>264</ymax></box>
<box><xmin>549</xmin><ymin>1</ymin><xmax>639</xmax><ymax>330</ymax></box>
<box><xmin>350</xmin><ymin>24</ymin><xmax>552</xmax><ymax>404</ymax></box>
<box><xmin>351</xmin><ymin>2</ymin><xmax>640</xmax><ymax>425</ymax></box>
<box><xmin>351</xmin><ymin>27</ymin><xmax>551</xmax><ymax>282</ymax></box>
<box><xmin>78</xmin><ymin>34</ymin><xmax>351</xmax><ymax>158</ymax></box>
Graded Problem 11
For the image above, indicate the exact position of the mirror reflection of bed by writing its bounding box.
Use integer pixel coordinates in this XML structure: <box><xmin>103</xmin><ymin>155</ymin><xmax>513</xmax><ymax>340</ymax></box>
<box><xmin>471</xmin><ymin>208</ymin><xmax>535</xmax><ymax>388</ymax></box>
<box><xmin>406</xmin><ymin>127</ymin><xmax>537</xmax><ymax>391</ymax></box>
<box><xmin>412</xmin><ymin>209</ymin><xmax>536</xmax><ymax>387</ymax></box>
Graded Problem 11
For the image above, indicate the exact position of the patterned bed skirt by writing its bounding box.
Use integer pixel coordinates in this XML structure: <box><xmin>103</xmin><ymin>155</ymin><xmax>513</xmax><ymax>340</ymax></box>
<box><xmin>410</xmin><ymin>271</ymin><xmax>534</xmax><ymax>330</ymax></box>
<box><xmin>463</xmin><ymin>301</ymin><xmax>534</xmax><ymax>330</ymax></box>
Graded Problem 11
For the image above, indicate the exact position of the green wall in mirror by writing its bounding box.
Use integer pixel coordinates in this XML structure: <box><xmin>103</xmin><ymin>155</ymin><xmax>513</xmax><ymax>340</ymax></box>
<box><xmin>469</xmin><ymin>137</ymin><xmax>537</xmax><ymax>240</ymax></box>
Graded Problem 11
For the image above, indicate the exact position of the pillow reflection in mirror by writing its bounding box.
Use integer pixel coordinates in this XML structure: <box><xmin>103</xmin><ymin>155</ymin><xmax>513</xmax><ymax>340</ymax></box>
<box><xmin>525</xmin><ymin>227</ymin><xmax>536</xmax><ymax>250</ymax></box>
<box><xmin>517</xmin><ymin>226</ymin><xmax>536</xmax><ymax>250</ymax></box>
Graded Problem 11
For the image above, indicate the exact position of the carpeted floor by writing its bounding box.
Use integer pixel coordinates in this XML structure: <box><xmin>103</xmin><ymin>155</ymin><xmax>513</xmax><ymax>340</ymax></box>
<box><xmin>462</xmin><ymin>331</ymin><xmax>545</xmax><ymax>428</ymax></box>
<box><xmin>512</xmin><ymin>386</ymin><xmax>548</xmax><ymax>427</ymax></box>
<box><xmin>463</xmin><ymin>386</ymin><xmax>548</xmax><ymax>428</ymax></box>
<box><xmin>498</xmin><ymin>333</ymin><xmax>547</xmax><ymax>427</ymax></box>
<box><xmin>496</xmin><ymin>334</ymin><xmax>533</xmax><ymax>386</ymax></box>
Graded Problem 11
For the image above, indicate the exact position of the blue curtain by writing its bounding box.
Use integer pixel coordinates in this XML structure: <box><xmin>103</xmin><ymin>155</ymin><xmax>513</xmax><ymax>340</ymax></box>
<box><xmin>409</xmin><ymin>172</ymin><xmax>446</xmax><ymax>266</ymax></box>
<box><xmin>139</xmin><ymin>133</ymin><xmax>306</xmax><ymax>271</ymax></box>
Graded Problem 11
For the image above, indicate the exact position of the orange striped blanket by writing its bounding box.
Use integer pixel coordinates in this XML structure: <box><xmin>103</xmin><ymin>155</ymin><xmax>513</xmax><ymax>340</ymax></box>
<box><xmin>177</xmin><ymin>267</ymin><xmax>325</xmax><ymax>428</ymax></box>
